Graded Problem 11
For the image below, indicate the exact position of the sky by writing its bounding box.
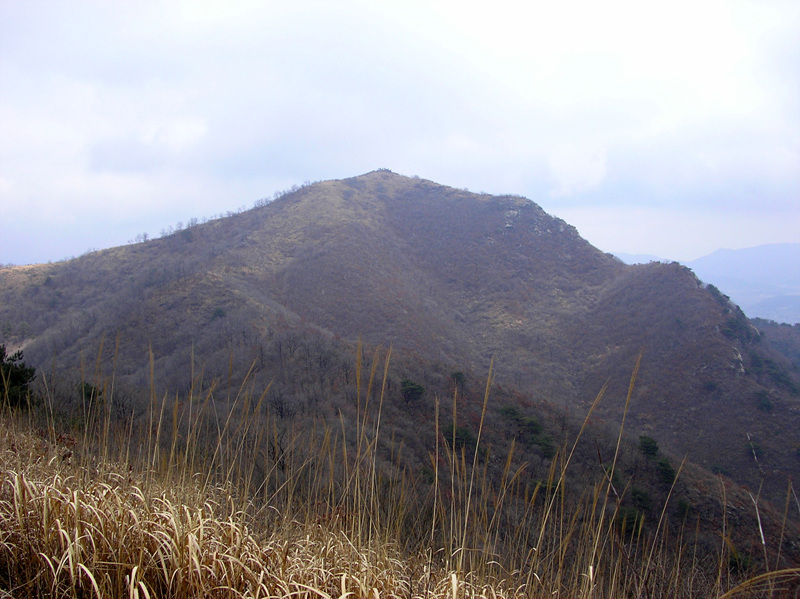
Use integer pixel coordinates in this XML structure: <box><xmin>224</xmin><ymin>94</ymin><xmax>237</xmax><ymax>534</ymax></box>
<box><xmin>1</xmin><ymin>0</ymin><xmax>798</xmax><ymax>266</ymax></box>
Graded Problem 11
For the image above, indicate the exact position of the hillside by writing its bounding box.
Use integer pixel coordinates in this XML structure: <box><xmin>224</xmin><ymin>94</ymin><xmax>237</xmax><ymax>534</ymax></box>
<box><xmin>753</xmin><ymin>319</ymin><xmax>800</xmax><ymax>371</ymax></box>
<box><xmin>1</xmin><ymin>169</ymin><xmax>799</xmax><ymax>512</ymax></box>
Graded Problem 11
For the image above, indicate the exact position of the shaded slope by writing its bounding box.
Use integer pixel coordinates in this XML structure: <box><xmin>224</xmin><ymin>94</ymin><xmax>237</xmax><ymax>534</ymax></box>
<box><xmin>571</xmin><ymin>262</ymin><xmax>800</xmax><ymax>498</ymax></box>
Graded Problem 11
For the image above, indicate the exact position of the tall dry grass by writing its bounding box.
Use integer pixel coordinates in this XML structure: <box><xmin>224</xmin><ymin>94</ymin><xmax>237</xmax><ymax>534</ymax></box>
<box><xmin>1</xmin><ymin>345</ymin><xmax>799</xmax><ymax>597</ymax></box>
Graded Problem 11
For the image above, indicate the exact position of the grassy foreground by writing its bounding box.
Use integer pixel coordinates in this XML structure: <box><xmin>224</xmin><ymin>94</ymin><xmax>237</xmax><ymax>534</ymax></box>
<box><xmin>2</xmin><ymin>351</ymin><xmax>799</xmax><ymax>598</ymax></box>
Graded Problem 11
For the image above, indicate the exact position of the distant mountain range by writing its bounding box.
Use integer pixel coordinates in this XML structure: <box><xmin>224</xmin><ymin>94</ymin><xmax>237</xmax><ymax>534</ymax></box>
<box><xmin>2</xmin><ymin>170</ymin><xmax>799</xmax><ymax>536</ymax></box>
<box><xmin>615</xmin><ymin>244</ymin><xmax>800</xmax><ymax>324</ymax></box>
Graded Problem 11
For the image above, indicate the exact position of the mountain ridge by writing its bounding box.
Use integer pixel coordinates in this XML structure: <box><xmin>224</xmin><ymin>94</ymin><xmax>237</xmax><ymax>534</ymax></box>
<box><xmin>616</xmin><ymin>243</ymin><xmax>800</xmax><ymax>324</ymax></box>
<box><xmin>687</xmin><ymin>243</ymin><xmax>800</xmax><ymax>325</ymax></box>
<box><xmin>1</xmin><ymin>170</ymin><xmax>799</xmax><ymax>510</ymax></box>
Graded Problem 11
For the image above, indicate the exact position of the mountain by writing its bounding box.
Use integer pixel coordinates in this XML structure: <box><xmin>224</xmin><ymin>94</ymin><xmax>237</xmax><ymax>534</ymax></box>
<box><xmin>686</xmin><ymin>244</ymin><xmax>800</xmax><ymax>324</ymax></box>
<box><xmin>2</xmin><ymin>170</ymin><xmax>799</xmax><ymax>512</ymax></box>
<box><xmin>752</xmin><ymin>319</ymin><xmax>800</xmax><ymax>371</ymax></box>
<box><xmin>615</xmin><ymin>244</ymin><xmax>800</xmax><ymax>324</ymax></box>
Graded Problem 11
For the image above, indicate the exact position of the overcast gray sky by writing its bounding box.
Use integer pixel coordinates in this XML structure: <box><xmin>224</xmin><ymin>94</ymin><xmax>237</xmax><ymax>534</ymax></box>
<box><xmin>1</xmin><ymin>0</ymin><xmax>798</xmax><ymax>265</ymax></box>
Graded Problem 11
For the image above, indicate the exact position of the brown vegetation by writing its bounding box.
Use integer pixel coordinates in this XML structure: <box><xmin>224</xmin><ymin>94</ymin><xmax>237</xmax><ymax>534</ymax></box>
<box><xmin>2</xmin><ymin>170</ymin><xmax>800</xmax><ymax>595</ymax></box>
<box><xmin>3</xmin><ymin>349</ymin><xmax>799</xmax><ymax>597</ymax></box>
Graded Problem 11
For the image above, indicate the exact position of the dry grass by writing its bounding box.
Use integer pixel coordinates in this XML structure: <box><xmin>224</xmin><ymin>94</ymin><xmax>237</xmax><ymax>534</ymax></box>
<box><xmin>2</xmin><ymin>347</ymin><xmax>799</xmax><ymax>598</ymax></box>
<box><xmin>0</xmin><ymin>424</ymin><xmax>423</xmax><ymax>598</ymax></box>
<box><xmin>0</xmin><ymin>423</ymin><xmax>526</xmax><ymax>599</ymax></box>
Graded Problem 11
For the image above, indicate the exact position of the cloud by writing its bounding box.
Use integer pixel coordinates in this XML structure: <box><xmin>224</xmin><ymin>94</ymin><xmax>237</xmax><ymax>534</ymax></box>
<box><xmin>547</xmin><ymin>144</ymin><xmax>608</xmax><ymax>197</ymax></box>
<box><xmin>89</xmin><ymin>117</ymin><xmax>207</xmax><ymax>174</ymax></box>
<box><xmin>556</xmin><ymin>201</ymin><xmax>800</xmax><ymax>263</ymax></box>
<box><xmin>0</xmin><ymin>0</ymin><xmax>798</xmax><ymax>265</ymax></box>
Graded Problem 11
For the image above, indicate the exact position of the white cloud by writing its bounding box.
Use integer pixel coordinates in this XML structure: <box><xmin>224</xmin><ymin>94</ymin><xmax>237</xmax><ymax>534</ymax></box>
<box><xmin>0</xmin><ymin>0</ymin><xmax>798</xmax><ymax>264</ymax></box>
<box><xmin>152</xmin><ymin>117</ymin><xmax>207</xmax><ymax>152</ymax></box>
<box><xmin>547</xmin><ymin>144</ymin><xmax>608</xmax><ymax>197</ymax></box>
<box><xmin>554</xmin><ymin>202</ymin><xmax>800</xmax><ymax>263</ymax></box>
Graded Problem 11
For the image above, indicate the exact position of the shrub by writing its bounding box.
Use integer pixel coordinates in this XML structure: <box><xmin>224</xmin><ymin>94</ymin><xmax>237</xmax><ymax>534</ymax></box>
<box><xmin>711</xmin><ymin>464</ymin><xmax>730</xmax><ymax>476</ymax></box>
<box><xmin>707</xmin><ymin>283</ymin><xmax>729</xmax><ymax>306</ymax></box>
<box><xmin>420</xmin><ymin>466</ymin><xmax>435</xmax><ymax>484</ymax></box>
<box><xmin>501</xmin><ymin>405</ymin><xmax>544</xmax><ymax>440</ymax></box>
<box><xmin>616</xmin><ymin>506</ymin><xmax>643</xmax><ymax>532</ymax></box>
<box><xmin>450</xmin><ymin>371</ymin><xmax>466</xmax><ymax>388</ymax></box>
<box><xmin>521</xmin><ymin>416</ymin><xmax>543</xmax><ymax>438</ymax></box>
<box><xmin>532</xmin><ymin>433</ymin><xmax>556</xmax><ymax>458</ymax></box>
<box><xmin>499</xmin><ymin>405</ymin><xmax>522</xmax><ymax>422</ymax></box>
<box><xmin>638</xmin><ymin>435</ymin><xmax>659</xmax><ymax>459</ymax></box>
<box><xmin>79</xmin><ymin>382</ymin><xmax>99</xmax><ymax>402</ymax></box>
<box><xmin>748</xmin><ymin>441</ymin><xmax>764</xmax><ymax>458</ymax></box>
<box><xmin>721</xmin><ymin>314</ymin><xmax>755</xmax><ymax>342</ymax></box>
<box><xmin>676</xmin><ymin>498</ymin><xmax>691</xmax><ymax>519</ymax></box>
<box><xmin>656</xmin><ymin>457</ymin><xmax>676</xmax><ymax>485</ymax></box>
<box><xmin>401</xmin><ymin>378</ymin><xmax>425</xmax><ymax>403</ymax></box>
<box><xmin>632</xmin><ymin>487</ymin><xmax>653</xmax><ymax>512</ymax></box>
<box><xmin>0</xmin><ymin>345</ymin><xmax>36</xmax><ymax>409</ymax></box>
<box><xmin>755</xmin><ymin>391</ymin><xmax>773</xmax><ymax>413</ymax></box>
<box><xmin>729</xmin><ymin>549</ymin><xmax>753</xmax><ymax>574</ymax></box>
<box><xmin>448</xmin><ymin>425</ymin><xmax>476</xmax><ymax>452</ymax></box>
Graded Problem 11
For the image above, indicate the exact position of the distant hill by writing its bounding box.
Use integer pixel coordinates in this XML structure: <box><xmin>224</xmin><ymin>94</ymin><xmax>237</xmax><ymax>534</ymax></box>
<box><xmin>2</xmin><ymin>170</ymin><xmax>799</xmax><ymax>513</ymax></box>
<box><xmin>615</xmin><ymin>245</ymin><xmax>800</xmax><ymax>325</ymax></box>
<box><xmin>686</xmin><ymin>244</ymin><xmax>800</xmax><ymax>324</ymax></box>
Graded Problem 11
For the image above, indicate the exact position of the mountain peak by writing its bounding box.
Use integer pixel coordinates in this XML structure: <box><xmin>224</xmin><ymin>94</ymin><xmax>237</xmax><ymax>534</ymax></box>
<box><xmin>1</xmin><ymin>172</ymin><xmax>799</xmax><ymax>510</ymax></box>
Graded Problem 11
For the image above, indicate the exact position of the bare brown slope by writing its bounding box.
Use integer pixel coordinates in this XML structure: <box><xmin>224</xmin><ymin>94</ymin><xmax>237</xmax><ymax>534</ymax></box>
<box><xmin>570</xmin><ymin>262</ymin><xmax>800</xmax><ymax>501</ymax></box>
<box><xmin>1</xmin><ymin>170</ymin><xmax>799</xmax><ymax>506</ymax></box>
<box><xmin>262</xmin><ymin>173</ymin><xmax>624</xmax><ymax>385</ymax></box>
